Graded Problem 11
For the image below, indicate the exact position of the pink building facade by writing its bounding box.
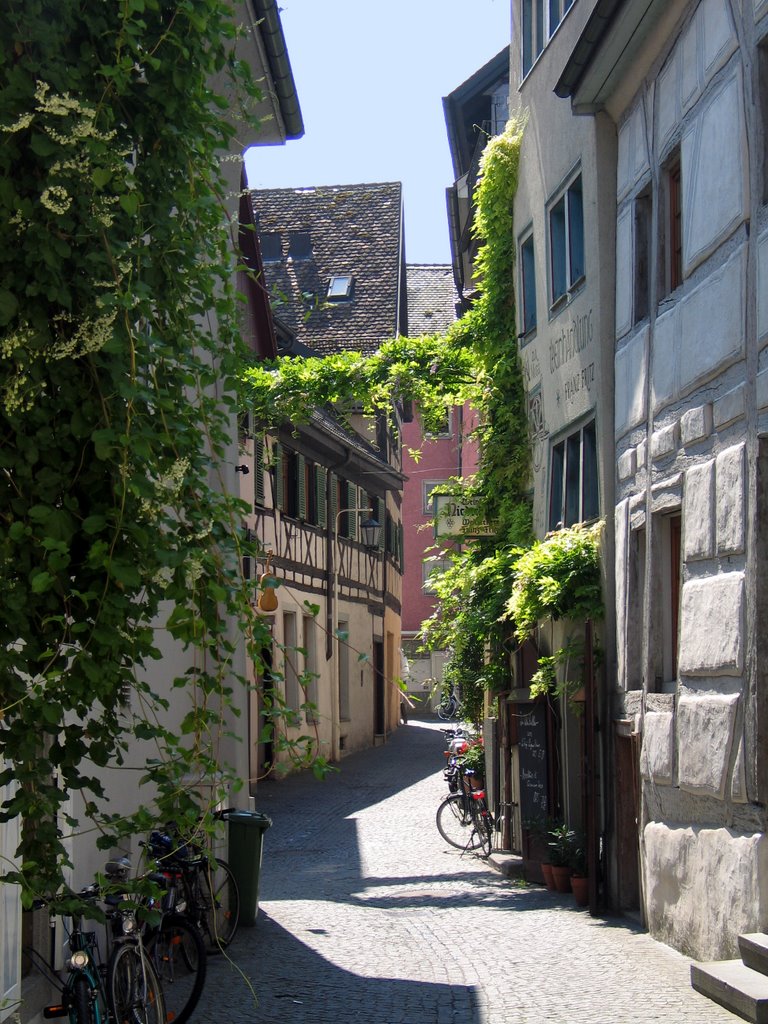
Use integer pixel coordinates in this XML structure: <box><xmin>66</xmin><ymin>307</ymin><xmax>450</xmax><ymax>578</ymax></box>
<box><xmin>401</xmin><ymin>266</ymin><xmax>478</xmax><ymax>702</ymax></box>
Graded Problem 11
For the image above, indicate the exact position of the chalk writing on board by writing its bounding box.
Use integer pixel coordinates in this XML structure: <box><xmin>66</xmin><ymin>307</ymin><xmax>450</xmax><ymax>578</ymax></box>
<box><xmin>518</xmin><ymin>706</ymin><xmax>548</xmax><ymax>819</ymax></box>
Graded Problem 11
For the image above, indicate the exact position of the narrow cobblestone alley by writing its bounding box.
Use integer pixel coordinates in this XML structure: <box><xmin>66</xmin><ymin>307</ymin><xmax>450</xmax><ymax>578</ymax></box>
<box><xmin>193</xmin><ymin>719</ymin><xmax>737</xmax><ymax>1024</ymax></box>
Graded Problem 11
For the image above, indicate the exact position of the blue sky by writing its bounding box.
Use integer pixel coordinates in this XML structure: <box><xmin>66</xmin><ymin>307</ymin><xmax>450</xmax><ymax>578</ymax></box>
<box><xmin>245</xmin><ymin>1</ymin><xmax>511</xmax><ymax>265</ymax></box>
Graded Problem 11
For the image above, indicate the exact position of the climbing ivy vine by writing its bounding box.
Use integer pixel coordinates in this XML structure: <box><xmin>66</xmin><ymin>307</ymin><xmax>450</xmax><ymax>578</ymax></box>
<box><xmin>0</xmin><ymin>0</ymin><xmax>274</xmax><ymax>902</ymax></box>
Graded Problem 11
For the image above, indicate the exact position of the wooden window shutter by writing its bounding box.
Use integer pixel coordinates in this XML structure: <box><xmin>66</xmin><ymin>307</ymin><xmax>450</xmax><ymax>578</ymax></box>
<box><xmin>274</xmin><ymin>441</ymin><xmax>284</xmax><ymax>510</ymax></box>
<box><xmin>297</xmin><ymin>454</ymin><xmax>307</xmax><ymax>520</ymax></box>
<box><xmin>347</xmin><ymin>481</ymin><xmax>358</xmax><ymax>540</ymax></box>
<box><xmin>398</xmin><ymin>521</ymin><xmax>405</xmax><ymax>572</ymax></box>
<box><xmin>254</xmin><ymin>437</ymin><xmax>266</xmax><ymax>507</ymax></box>
<box><xmin>316</xmin><ymin>466</ymin><xmax>327</xmax><ymax>528</ymax></box>
<box><xmin>330</xmin><ymin>472</ymin><xmax>338</xmax><ymax>527</ymax></box>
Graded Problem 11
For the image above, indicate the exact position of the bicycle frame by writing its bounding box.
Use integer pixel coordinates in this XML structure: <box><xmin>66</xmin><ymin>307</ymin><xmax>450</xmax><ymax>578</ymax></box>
<box><xmin>43</xmin><ymin>901</ymin><xmax>107</xmax><ymax>1024</ymax></box>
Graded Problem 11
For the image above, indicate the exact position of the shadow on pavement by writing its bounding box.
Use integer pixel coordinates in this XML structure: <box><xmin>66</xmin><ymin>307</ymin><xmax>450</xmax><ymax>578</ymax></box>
<box><xmin>198</xmin><ymin>913</ymin><xmax>484</xmax><ymax>1024</ymax></box>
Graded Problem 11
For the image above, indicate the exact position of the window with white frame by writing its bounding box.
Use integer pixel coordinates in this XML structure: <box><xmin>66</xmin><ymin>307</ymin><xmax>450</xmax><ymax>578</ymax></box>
<box><xmin>520</xmin><ymin>231</ymin><xmax>537</xmax><ymax>335</ymax></box>
<box><xmin>327</xmin><ymin>275</ymin><xmax>354</xmax><ymax>301</ymax></box>
<box><xmin>282</xmin><ymin>612</ymin><xmax>300</xmax><ymax>714</ymax></box>
<box><xmin>522</xmin><ymin>0</ymin><xmax>575</xmax><ymax>77</ymax></box>
<box><xmin>423</xmin><ymin>479</ymin><xmax>449</xmax><ymax>516</ymax></box>
<box><xmin>422</xmin><ymin>558</ymin><xmax>451</xmax><ymax>595</ymax></box>
<box><xmin>549</xmin><ymin>172</ymin><xmax>585</xmax><ymax>308</ymax></box>
<box><xmin>303</xmin><ymin>615</ymin><xmax>318</xmax><ymax>722</ymax></box>
<box><xmin>424</xmin><ymin>407</ymin><xmax>452</xmax><ymax>438</ymax></box>
<box><xmin>548</xmin><ymin>419</ymin><xmax>598</xmax><ymax>530</ymax></box>
<box><xmin>337</xmin><ymin>619</ymin><xmax>350</xmax><ymax>721</ymax></box>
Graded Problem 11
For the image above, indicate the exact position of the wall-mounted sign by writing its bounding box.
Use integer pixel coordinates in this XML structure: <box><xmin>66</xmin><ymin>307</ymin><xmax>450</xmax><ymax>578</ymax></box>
<box><xmin>433</xmin><ymin>494</ymin><xmax>495</xmax><ymax>538</ymax></box>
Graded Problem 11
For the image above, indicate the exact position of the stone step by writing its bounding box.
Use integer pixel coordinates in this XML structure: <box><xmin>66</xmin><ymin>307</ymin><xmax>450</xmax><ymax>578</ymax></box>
<box><xmin>691</xmin><ymin>960</ymin><xmax>768</xmax><ymax>1023</ymax></box>
<box><xmin>741</xmin><ymin>935</ymin><xmax>768</xmax><ymax>977</ymax></box>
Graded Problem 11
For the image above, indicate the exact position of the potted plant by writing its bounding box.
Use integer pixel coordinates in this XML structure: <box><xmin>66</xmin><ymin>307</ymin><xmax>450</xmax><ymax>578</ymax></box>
<box><xmin>460</xmin><ymin>741</ymin><xmax>485</xmax><ymax>788</ymax></box>
<box><xmin>570</xmin><ymin>841</ymin><xmax>589</xmax><ymax>906</ymax></box>
<box><xmin>548</xmin><ymin>823</ymin><xmax>575</xmax><ymax>893</ymax></box>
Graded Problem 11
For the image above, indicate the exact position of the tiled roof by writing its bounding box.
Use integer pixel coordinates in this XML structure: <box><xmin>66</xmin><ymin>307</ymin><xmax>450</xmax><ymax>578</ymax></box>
<box><xmin>248</xmin><ymin>183</ymin><xmax>404</xmax><ymax>356</ymax></box>
<box><xmin>406</xmin><ymin>264</ymin><xmax>459</xmax><ymax>336</ymax></box>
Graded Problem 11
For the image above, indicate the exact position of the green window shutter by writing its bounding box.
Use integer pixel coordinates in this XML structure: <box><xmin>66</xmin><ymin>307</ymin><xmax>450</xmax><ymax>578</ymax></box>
<box><xmin>398</xmin><ymin>521</ymin><xmax>405</xmax><ymax>572</ymax></box>
<box><xmin>316</xmin><ymin>466</ymin><xmax>327</xmax><ymax>528</ymax></box>
<box><xmin>297</xmin><ymin>454</ymin><xmax>307</xmax><ymax>520</ymax></box>
<box><xmin>347</xmin><ymin>481</ymin><xmax>358</xmax><ymax>540</ymax></box>
<box><xmin>254</xmin><ymin>437</ymin><xmax>266</xmax><ymax>507</ymax></box>
<box><xmin>274</xmin><ymin>442</ymin><xmax>284</xmax><ymax>510</ymax></box>
<box><xmin>330</xmin><ymin>472</ymin><xmax>338</xmax><ymax>529</ymax></box>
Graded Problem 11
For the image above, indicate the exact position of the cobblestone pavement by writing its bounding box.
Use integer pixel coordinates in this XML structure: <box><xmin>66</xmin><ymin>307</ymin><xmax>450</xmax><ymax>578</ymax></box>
<box><xmin>194</xmin><ymin>718</ymin><xmax>738</xmax><ymax>1023</ymax></box>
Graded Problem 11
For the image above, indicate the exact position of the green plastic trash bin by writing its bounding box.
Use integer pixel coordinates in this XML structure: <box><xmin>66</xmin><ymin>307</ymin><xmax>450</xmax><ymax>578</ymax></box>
<box><xmin>227</xmin><ymin>810</ymin><xmax>272</xmax><ymax>927</ymax></box>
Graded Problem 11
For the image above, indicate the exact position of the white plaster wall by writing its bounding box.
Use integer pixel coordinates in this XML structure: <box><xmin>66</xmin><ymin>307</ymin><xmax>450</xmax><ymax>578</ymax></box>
<box><xmin>643</xmin><ymin>822</ymin><xmax>768</xmax><ymax>959</ymax></box>
<box><xmin>615</xmin><ymin>328</ymin><xmax>647</xmax><ymax>437</ymax></box>
<box><xmin>655</xmin><ymin>44</ymin><xmax>681</xmax><ymax>155</ymax></box>
<box><xmin>678</xmin><ymin>247</ymin><xmax>745</xmax><ymax>396</ymax></box>
<box><xmin>651</xmin><ymin>307</ymin><xmax>679</xmax><ymax>411</ymax></box>
<box><xmin>682</xmin><ymin>71</ymin><xmax>747</xmax><ymax>273</ymax></box>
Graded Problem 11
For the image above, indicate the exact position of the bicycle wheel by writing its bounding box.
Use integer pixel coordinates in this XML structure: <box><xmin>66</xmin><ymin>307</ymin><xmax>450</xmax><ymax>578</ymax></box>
<box><xmin>107</xmin><ymin>941</ymin><xmax>165</xmax><ymax>1024</ymax></box>
<box><xmin>471</xmin><ymin>793</ymin><xmax>494</xmax><ymax>857</ymax></box>
<box><xmin>435</xmin><ymin>794</ymin><xmax>482</xmax><ymax>850</ymax></box>
<box><xmin>436</xmin><ymin>700</ymin><xmax>453</xmax><ymax>721</ymax></box>
<box><xmin>145</xmin><ymin>915</ymin><xmax>206</xmax><ymax>1024</ymax></box>
<box><xmin>70</xmin><ymin>975</ymin><xmax>100</xmax><ymax>1024</ymax></box>
<box><xmin>199</xmin><ymin>859</ymin><xmax>240</xmax><ymax>951</ymax></box>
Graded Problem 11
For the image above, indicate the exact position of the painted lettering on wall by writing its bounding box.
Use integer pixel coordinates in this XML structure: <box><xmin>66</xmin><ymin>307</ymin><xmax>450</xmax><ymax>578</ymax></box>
<box><xmin>563</xmin><ymin>362</ymin><xmax>595</xmax><ymax>404</ymax></box>
<box><xmin>549</xmin><ymin>308</ymin><xmax>594</xmax><ymax>373</ymax></box>
<box><xmin>523</xmin><ymin>348</ymin><xmax>542</xmax><ymax>390</ymax></box>
<box><xmin>528</xmin><ymin>388</ymin><xmax>549</xmax><ymax>473</ymax></box>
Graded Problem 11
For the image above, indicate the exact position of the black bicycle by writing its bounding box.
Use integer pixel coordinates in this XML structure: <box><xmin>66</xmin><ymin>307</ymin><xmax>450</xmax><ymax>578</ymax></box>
<box><xmin>436</xmin><ymin>764</ymin><xmax>494</xmax><ymax>857</ymax></box>
<box><xmin>146</xmin><ymin>815</ymin><xmax>240</xmax><ymax>953</ymax></box>
<box><xmin>105</xmin><ymin>856</ymin><xmax>207</xmax><ymax>1024</ymax></box>
<box><xmin>38</xmin><ymin>877</ymin><xmax>165</xmax><ymax>1024</ymax></box>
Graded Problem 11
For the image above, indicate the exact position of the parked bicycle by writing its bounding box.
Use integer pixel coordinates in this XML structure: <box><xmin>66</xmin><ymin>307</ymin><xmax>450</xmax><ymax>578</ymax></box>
<box><xmin>145</xmin><ymin>810</ymin><xmax>240</xmax><ymax>953</ymax></box>
<box><xmin>38</xmin><ymin>876</ymin><xmax>165</xmax><ymax>1024</ymax></box>
<box><xmin>436</xmin><ymin>750</ymin><xmax>494</xmax><ymax>857</ymax></box>
<box><xmin>436</xmin><ymin>689</ymin><xmax>462</xmax><ymax>721</ymax></box>
<box><xmin>105</xmin><ymin>856</ymin><xmax>207</xmax><ymax>1024</ymax></box>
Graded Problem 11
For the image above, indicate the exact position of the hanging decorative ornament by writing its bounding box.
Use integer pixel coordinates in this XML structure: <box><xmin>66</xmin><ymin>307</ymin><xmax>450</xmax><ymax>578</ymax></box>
<box><xmin>258</xmin><ymin>551</ymin><xmax>279</xmax><ymax>611</ymax></box>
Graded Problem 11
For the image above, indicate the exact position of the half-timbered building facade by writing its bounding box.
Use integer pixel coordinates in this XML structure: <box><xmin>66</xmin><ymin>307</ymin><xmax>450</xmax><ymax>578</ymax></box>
<box><xmin>242</xmin><ymin>183</ymin><xmax>408</xmax><ymax>776</ymax></box>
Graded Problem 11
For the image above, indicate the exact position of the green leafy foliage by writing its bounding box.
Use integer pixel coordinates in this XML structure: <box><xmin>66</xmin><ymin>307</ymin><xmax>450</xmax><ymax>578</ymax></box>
<box><xmin>506</xmin><ymin>522</ymin><xmax>605</xmax><ymax>642</ymax></box>
<box><xmin>242</xmin><ymin>334</ymin><xmax>479</xmax><ymax>437</ymax></box>
<box><xmin>0</xmin><ymin>0</ymin><xmax>296</xmax><ymax>903</ymax></box>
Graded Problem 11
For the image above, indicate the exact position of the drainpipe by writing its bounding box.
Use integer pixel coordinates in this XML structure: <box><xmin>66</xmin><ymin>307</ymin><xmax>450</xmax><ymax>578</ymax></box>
<box><xmin>585</xmin><ymin>619</ymin><xmax>600</xmax><ymax>915</ymax></box>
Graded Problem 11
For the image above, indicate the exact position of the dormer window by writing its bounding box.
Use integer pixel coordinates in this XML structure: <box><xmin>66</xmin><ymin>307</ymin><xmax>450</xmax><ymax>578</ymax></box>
<box><xmin>327</xmin><ymin>275</ymin><xmax>354</xmax><ymax>301</ymax></box>
<box><xmin>259</xmin><ymin>232</ymin><xmax>282</xmax><ymax>262</ymax></box>
<box><xmin>288</xmin><ymin>231</ymin><xmax>312</xmax><ymax>261</ymax></box>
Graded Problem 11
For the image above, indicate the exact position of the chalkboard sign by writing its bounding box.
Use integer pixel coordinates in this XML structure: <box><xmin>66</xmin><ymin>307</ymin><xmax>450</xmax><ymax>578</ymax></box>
<box><xmin>518</xmin><ymin>706</ymin><xmax>548</xmax><ymax>821</ymax></box>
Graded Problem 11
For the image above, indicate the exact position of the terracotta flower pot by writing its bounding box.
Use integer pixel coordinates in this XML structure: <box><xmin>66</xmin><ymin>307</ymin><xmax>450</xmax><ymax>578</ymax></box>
<box><xmin>551</xmin><ymin>864</ymin><xmax>572</xmax><ymax>893</ymax></box>
<box><xmin>571</xmin><ymin>873</ymin><xmax>589</xmax><ymax>906</ymax></box>
<box><xmin>541</xmin><ymin>862</ymin><xmax>556</xmax><ymax>891</ymax></box>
